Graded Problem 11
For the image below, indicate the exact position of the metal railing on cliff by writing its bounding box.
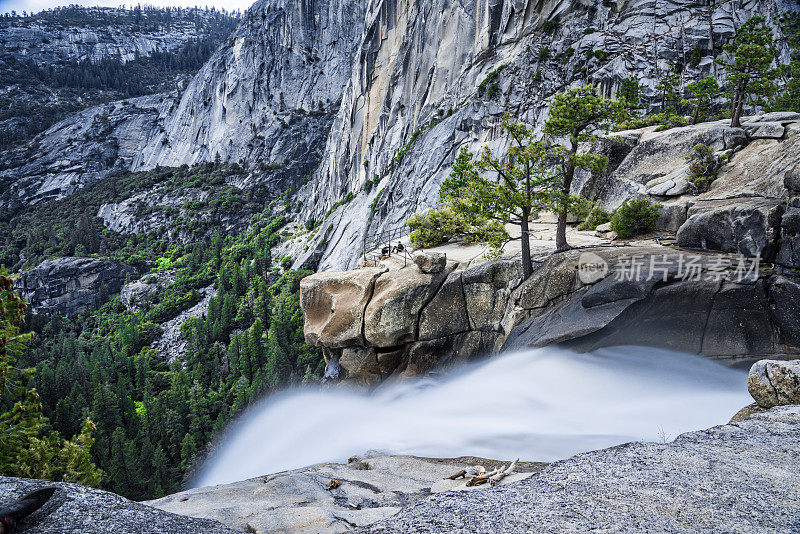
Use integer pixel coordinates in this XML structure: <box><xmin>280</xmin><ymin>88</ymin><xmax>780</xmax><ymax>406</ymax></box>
<box><xmin>361</xmin><ymin>224</ymin><xmax>413</xmax><ymax>267</ymax></box>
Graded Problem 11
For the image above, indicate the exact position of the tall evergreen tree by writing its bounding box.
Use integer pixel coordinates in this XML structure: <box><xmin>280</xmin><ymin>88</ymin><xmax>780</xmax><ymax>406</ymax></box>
<box><xmin>718</xmin><ymin>16</ymin><xmax>778</xmax><ymax>127</ymax></box>
<box><xmin>543</xmin><ymin>87</ymin><xmax>620</xmax><ymax>251</ymax></box>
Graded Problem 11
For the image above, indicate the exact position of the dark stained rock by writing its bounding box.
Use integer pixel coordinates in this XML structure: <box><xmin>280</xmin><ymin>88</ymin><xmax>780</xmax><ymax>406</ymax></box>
<box><xmin>776</xmin><ymin>235</ymin><xmax>800</xmax><ymax>269</ymax></box>
<box><xmin>676</xmin><ymin>199</ymin><xmax>784</xmax><ymax>258</ymax></box>
<box><xmin>507</xmin><ymin>248</ymin><xmax>798</xmax><ymax>360</ymax></box>
<box><xmin>0</xmin><ymin>477</ymin><xmax>234</xmax><ymax>534</ymax></box>
<box><xmin>768</xmin><ymin>276</ymin><xmax>800</xmax><ymax>346</ymax></box>
<box><xmin>14</xmin><ymin>258</ymin><xmax>138</xmax><ymax>316</ymax></box>
<box><xmin>781</xmin><ymin>207</ymin><xmax>800</xmax><ymax>235</ymax></box>
<box><xmin>402</xmin><ymin>331</ymin><xmax>499</xmax><ymax>378</ymax></box>
<box><xmin>461</xmin><ymin>259</ymin><xmax>523</xmax><ymax>332</ymax></box>
<box><xmin>784</xmin><ymin>162</ymin><xmax>800</xmax><ymax>192</ymax></box>
<box><xmin>418</xmin><ymin>271</ymin><xmax>469</xmax><ymax>340</ymax></box>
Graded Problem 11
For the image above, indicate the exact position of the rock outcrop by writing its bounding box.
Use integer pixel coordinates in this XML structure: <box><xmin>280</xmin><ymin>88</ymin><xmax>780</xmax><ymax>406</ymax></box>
<box><xmin>364</xmin><ymin>406</ymin><xmax>800</xmax><ymax>534</ymax></box>
<box><xmin>747</xmin><ymin>359</ymin><xmax>800</xmax><ymax>409</ymax></box>
<box><xmin>0</xmin><ymin>476</ymin><xmax>234</xmax><ymax>534</ymax></box>
<box><xmin>302</xmin><ymin>245</ymin><xmax>800</xmax><ymax>385</ymax></box>
<box><xmin>120</xmin><ymin>271</ymin><xmax>177</xmax><ymax>313</ymax></box>
<box><xmin>505</xmin><ymin>247</ymin><xmax>799</xmax><ymax>360</ymax></box>
<box><xmin>0</xmin><ymin>96</ymin><xmax>174</xmax><ymax>206</ymax></box>
<box><xmin>14</xmin><ymin>258</ymin><xmax>138</xmax><ymax>316</ymax></box>
<box><xmin>147</xmin><ymin>454</ymin><xmax>545</xmax><ymax>534</ymax></box>
<box><xmin>301</xmin><ymin>256</ymin><xmax>524</xmax><ymax>385</ymax></box>
<box><xmin>5</xmin><ymin>0</ymin><xmax>796</xmax><ymax>271</ymax></box>
<box><xmin>1</xmin><ymin>8</ymin><xmax>229</xmax><ymax>65</ymax></box>
<box><xmin>152</xmin><ymin>286</ymin><xmax>216</xmax><ymax>362</ymax></box>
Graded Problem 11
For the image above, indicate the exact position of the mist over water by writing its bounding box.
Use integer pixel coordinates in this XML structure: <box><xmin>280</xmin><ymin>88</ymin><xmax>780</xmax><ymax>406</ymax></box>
<box><xmin>196</xmin><ymin>346</ymin><xmax>751</xmax><ymax>488</ymax></box>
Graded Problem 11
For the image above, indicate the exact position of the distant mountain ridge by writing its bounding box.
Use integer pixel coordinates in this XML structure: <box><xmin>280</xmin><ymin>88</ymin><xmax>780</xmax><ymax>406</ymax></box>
<box><xmin>0</xmin><ymin>5</ymin><xmax>239</xmax><ymax>150</ymax></box>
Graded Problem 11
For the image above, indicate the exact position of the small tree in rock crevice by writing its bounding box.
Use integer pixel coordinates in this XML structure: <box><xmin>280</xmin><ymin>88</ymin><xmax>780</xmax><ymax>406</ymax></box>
<box><xmin>685</xmin><ymin>143</ymin><xmax>728</xmax><ymax>193</ymax></box>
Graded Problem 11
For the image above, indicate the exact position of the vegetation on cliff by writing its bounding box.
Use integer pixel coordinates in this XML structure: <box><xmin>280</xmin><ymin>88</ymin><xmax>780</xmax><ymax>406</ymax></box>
<box><xmin>1</xmin><ymin>163</ymin><xmax>321</xmax><ymax>500</ymax></box>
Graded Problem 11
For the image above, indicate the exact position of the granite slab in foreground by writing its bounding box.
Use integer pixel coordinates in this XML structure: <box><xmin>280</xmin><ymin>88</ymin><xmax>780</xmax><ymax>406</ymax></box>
<box><xmin>365</xmin><ymin>406</ymin><xmax>800</xmax><ymax>533</ymax></box>
<box><xmin>0</xmin><ymin>477</ymin><xmax>235</xmax><ymax>534</ymax></box>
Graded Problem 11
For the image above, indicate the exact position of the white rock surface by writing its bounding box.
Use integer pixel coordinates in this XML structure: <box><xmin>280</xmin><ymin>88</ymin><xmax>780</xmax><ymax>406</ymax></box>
<box><xmin>146</xmin><ymin>454</ymin><xmax>545</xmax><ymax>534</ymax></box>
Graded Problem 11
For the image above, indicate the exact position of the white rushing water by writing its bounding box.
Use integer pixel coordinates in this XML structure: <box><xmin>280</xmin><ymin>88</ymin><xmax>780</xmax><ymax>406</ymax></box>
<box><xmin>196</xmin><ymin>345</ymin><xmax>751</xmax><ymax>487</ymax></box>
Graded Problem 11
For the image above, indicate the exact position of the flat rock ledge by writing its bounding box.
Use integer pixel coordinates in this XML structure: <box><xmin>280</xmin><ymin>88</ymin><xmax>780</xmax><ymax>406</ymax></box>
<box><xmin>0</xmin><ymin>477</ymin><xmax>234</xmax><ymax>533</ymax></box>
<box><xmin>147</xmin><ymin>454</ymin><xmax>546</xmax><ymax>534</ymax></box>
<box><xmin>364</xmin><ymin>406</ymin><xmax>800</xmax><ymax>534</ymax></box>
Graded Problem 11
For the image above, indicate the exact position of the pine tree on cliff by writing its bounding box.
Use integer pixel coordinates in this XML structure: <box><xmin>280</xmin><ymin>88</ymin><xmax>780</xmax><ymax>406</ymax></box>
<box><xmin>718</xmin><ymin>16</ymin><xmax>777</xmax><ymax>128</ymax></box>
<box><xmin>685</xmin><ymin>76</ymin><xmax>719</xmax><ymax>125</ymax></box>
<box><xmin>439</xmin><ymin>118</ymin><xmax>558</xmax><ymax>278</ymax></box>
<box><xmin>543</xmin><ymin>87</ymin><xmax>620</xmax><ymax>251</ymax></box>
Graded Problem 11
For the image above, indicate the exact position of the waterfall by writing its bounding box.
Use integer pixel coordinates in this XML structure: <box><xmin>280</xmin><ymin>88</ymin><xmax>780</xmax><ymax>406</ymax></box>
<box><xmin>195</xmin><ymin>345</ymin><xmax>750</xmax><ymax>487</ymax></box>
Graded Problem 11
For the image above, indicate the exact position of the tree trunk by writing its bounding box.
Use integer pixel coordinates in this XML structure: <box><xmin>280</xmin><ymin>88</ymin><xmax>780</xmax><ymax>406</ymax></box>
<box><xmin>731</xmin><ymin>88</ymin><xmax>744</xmax><ymax>128</ymax></box>
<box><xmin>520</xmin><ymin>207</ymin><xmax>533</xmax><ymax>279</ymax></box>
<box><xmin>692</xmin><ymin>101</ymin><xmax>701</xmax><ymax>125</ymax></box>
<box><xmin>556</xmin><ymin>141</ymin><xmax>577</xmax><ymax>252</ymax></box>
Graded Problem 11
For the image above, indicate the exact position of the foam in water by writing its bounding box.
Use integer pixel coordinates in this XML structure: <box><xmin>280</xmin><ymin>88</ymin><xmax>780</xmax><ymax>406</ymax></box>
<box><xmin>195</xmin><ymin>345</ymin><xmax>750</xmax><ymax>487</ymax></box>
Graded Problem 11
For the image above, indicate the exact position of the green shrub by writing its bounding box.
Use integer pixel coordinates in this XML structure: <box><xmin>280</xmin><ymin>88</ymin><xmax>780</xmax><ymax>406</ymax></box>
<box><xmin>568</xmin><ymin>197</ymin><xmax>593</xmax><ymax>221</ymax></box>
<box><xmin>363</xmin><ymin>178</ymin><xmax>374</xmax><ymax>193</ymax></box>
<box><xmin>577</xmin><ymin>206</ymin><xmax>611</xmax><ymax>230</ymax></box>
<box><xmin>593</xmin><ymin>50</ymin><xmax>609</xmax><ymax>61</ymax></box>
<box><xmin>478</xmin><ymin>65</ymin><xmax>507</xmax><ymax>98</ymax></box>
<box><xmin>689</xmin><ymin>44</ymin><xmax>702</xmax><ymax>67</ymax></box>
<box><xmin>542</xmin><ymin>19</ymin><xmax>560</xmax><ymax>33</ymax></box>
<box><xmin>407</xmin><ymin>208</ymin><xmax>468</xmax><ymax>249</ymax></box>
<box><xmin>538</xmin><ymin>47</ymin><xmax>550</xmax><ymax>60</ymax></box>
<box><xmin>614</xmin><ymin>112</ymin><xmax>690</xmax><ymax>132</ymax></box>
<box><xmin>685</xmin><ymin>143</ymin><xmax>727</xmax><ymax>193</ymax></box>
<box><xmin>370</xmin><ymin>188</ymin><xmax>385</xmax><ymax>212</ymax></box>
<box><xmin>610</xmin><ymin>199</ymin><xmax>661</xmax><ymax>238</ymax></box>
<box><xmin>558</xmin><ymin>47</ymin><xmax>575</xmax><ymax>63</ymax></box>
<box><xmin>304</xmin><ymin>218</ymin><xmax>317</xmax><ymax>231</ymax></box>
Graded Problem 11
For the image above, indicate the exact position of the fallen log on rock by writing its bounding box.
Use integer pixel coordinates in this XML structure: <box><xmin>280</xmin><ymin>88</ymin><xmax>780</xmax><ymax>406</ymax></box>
<box><xmin>466</xmin><ymin>467</ymin><xmax>502</xmax><ymax>487</ymax></box>
<box><xmin>489</xmin><ymin>459</ymin><xmax>518</xmax><ymax>486</ymax></box>
<box><xmin>447</xmin><ymin>466</ymin><xmax>486</xmax><ymax>480</ymax></box>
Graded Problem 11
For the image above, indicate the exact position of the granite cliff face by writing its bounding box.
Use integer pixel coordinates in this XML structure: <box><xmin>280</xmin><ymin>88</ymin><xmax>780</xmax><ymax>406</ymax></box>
<box><xmin>0</xmin><ymin>95</ymin><xmax>173</xmax><ymax>205</ymax></box>
<box><xmin>134</xmin><ymin>0</ymin><xmax>367</xmax><ymax>171</ymax></box>
<box><xmin>4</xmin><ymin>0</ymin><xmax>795</xmax><ymax>248</ymax></box>
<box><xmin>0</xmin><ymin>7</ymin><xmax>238</xmax><ymax>153</ymax></box>
<box><xmin>297</xmin><ymin>0</ymin><xmax>796</xmax><ymax>271</ymax></box>
<box><xmin>0</xmin><ymin>8</ymin><xmax>230</xmax><ymax>64</ymax></box>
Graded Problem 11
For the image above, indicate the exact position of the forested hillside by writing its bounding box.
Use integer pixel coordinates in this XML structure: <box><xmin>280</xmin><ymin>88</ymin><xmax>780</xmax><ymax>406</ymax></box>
<box><xmin>0</xmin><ymin>6</ymin><xmax>239</xmax><ymax>149</ymax></box>
<box><xmin>2</xmin><ymin>162</ymin><xmax>321</xmax><ymax>499</ymax></box>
